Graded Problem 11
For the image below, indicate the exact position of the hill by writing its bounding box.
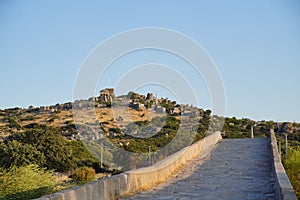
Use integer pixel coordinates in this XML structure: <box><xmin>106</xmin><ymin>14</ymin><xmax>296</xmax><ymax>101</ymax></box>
<box><xmin>0</xmin><ymin>88</ymin><xmax>299</xmax><ymax>199</ymax></box>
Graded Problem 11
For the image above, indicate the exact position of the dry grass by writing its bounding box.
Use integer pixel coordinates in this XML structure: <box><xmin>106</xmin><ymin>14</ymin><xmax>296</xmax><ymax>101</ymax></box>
<box><xmin>0</xmin><ymin>106</ymin><xmax>166</xmax><ymax>138</ymax></box>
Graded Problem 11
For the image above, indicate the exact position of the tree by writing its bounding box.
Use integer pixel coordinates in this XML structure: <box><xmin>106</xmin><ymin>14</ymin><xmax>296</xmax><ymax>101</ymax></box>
<box><xmin>2</xmin><ymin>128</ymin><xmax>77</xmax><ymax>172</ymax></box>
<box><xmin>19</xmin><ymin>129</ymin><xmax>75</xmax><ymax>171</ymax></box>
<box><xmin>65</xmin><ymin>140</ymin><xmax>102</xmax><ymax>172</ymax></box>
<box><xmin>0</xmin><ymin>140</ymin><xmax>46</xmax><ymax>169</ymax></box>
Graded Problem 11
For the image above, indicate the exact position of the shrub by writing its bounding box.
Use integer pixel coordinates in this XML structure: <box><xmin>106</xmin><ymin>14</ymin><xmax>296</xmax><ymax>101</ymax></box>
<box><xmin>109</xmin><ymin>127</ymin><xmax>122</xmax><ymax>134</ymax></box>
<box><xmin>20</xmin><ymin>115</ymin><xmax>35</xmax><ymax>121</ymax></box>
<box><xmin>65</xmin><ymin>140</ymin><xmax>101</xmax><ymax>172</ymax></box>
<box><xmin>71</xmin><ymin>167</ymin><xmax>95</xmax><ymax>184</ymax></box>
<box><xmin>6</xmin><ymin>117</ymin><xmax>22</xmax><ymax>129</ymax></box>
<box><xmin>0</xmin><ymin>164</ymin><xmax>55</xmax><ymax>200</ymax></box>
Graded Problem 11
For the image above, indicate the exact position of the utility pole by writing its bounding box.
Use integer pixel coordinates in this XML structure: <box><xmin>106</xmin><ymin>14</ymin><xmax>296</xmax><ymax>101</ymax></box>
<box><xmin>148</xmin><ymin>146</ymin><xmax>151</xmax><ymax>166</ymax></box>
<box><xmin>278</xmin><ymin>141</ymin><xmax>281</xmax><ymax>158</ymax></box>
<box><xmin>100</xmin><ymin>145</ymin><xmax>103</xmax><ymax>168</ymax></box>
<box><xmin>284</xmin><ymin>133</ymin><xmax>288</xmax><ymax>159</ymax></box>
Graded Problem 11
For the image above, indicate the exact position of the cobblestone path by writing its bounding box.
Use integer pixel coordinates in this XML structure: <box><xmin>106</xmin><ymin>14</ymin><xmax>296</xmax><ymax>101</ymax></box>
<box><xmin>122</xmin><ymin>138</ymin><xmax>276</xmax><ymax>200</ymax></box>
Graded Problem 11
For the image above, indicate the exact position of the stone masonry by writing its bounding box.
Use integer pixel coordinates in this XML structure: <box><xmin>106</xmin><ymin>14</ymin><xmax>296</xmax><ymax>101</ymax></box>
<box><xmin>123</xmin><ymin>138</ymin><xmax>277</xmax><ymax>200</ymax></box>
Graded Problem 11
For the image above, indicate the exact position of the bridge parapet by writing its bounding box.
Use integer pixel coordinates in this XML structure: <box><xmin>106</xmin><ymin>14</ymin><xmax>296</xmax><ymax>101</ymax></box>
<box><xmin>36</xmin><ymin>131</ymin><xmax>222</xmax><ymax>200</ymax></box>
<box><xmin>270</xmin><ymin>129</ymin><xmax>297</xmax><ymax>200</ymax></box>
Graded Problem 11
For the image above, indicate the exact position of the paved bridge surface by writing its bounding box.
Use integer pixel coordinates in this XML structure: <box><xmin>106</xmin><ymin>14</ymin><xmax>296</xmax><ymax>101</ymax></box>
<box><xmin>123</xmin><ymin>138</ymin><xmax>276</xmax><ymax>200</ymax></box>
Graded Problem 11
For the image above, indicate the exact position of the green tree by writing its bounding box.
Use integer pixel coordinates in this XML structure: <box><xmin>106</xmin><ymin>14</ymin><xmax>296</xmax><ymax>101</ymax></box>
<box><xmin>21</xmin><ymin>129</ymin><xmax>76</xmax><ymax>171</ymax></box>
<box><xmin>2</xmin><ymin>128</ymin><xmax>77</xmax><ymax>172</ymax></box>
<box><xmin>0</xmin><ymin>140</ymin><xmax>46</xmax><ymax>169</ymax></box>
<box><xmin>65</xmin><ymin>140</ymin><xmax>101</xmax><ymax>172</ymax></box>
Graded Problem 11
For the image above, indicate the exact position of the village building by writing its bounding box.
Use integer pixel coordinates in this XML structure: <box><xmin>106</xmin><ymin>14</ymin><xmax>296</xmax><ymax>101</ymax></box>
<box><xmin>131</xmin><ymin>103</ymin><xmax>145</xmax><ymax>110</ymax></box>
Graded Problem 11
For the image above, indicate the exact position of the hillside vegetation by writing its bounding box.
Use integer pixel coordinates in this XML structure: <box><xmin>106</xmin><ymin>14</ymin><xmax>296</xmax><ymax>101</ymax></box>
<box><xmin>0</xmin><ymin>90</ymin><xmax>299</xmax><ymax>199</ymax></box>
<box><xmin>0</xmin><ymin>91</ymin><xmax>213</xmax><ymax>199</ymax></box>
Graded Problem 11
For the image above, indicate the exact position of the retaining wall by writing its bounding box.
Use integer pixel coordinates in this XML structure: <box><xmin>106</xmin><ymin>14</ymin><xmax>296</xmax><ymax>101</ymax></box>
<box><xmin>36</xmin><ymin>131</ymin><xmax>222</xmax><ymax>200</ymax></box>
<box><xmin>269</xmin><ymin>129</ymin><xmax>297</xmax><ymax>200</ymax></box>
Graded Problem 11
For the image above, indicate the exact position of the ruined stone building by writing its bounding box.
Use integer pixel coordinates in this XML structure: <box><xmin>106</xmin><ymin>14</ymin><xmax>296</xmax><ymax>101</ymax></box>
<box><xmin>146</xmin><ymin>93</ymin><xmax>154</xmax><ymax>101</ymax></box>
<box><xmin>99</xmin><ymin>88</ymin><xmax>115</xmax><ymax>102</ymax></box>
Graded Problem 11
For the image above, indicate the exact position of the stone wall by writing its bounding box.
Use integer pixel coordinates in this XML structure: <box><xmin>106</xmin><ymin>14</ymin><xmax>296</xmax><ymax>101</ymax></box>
<box><xmin>269</xmin><ymin>129</ymin><xmax>297</xmax><ymax>200</ymax></box>
<box><xmin>36</xmin><ymin>132</ymin><xmax>222</xmax><ymax>200</ymax></box>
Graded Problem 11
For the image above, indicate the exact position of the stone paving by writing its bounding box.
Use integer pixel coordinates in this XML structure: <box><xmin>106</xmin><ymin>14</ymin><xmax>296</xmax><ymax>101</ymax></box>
<box><xmin>122</xmin><ymin>138</ymin><xmax>276</xmax><ymax>200</ymax></box>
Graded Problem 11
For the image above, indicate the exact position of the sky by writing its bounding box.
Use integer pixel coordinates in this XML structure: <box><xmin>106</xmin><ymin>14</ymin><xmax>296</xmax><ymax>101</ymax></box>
<box><xmin>0</xmin><ymin>0</ymin><xmax>299</xmax><ymax>122</ymax></box>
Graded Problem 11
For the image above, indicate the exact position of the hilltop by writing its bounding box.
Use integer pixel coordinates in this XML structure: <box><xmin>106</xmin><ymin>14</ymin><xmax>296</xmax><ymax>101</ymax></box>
<box><xmin>0</xmin><ymin>88</ymin><xmax>206</xmax><ymax>140</ymax></box>
<box><xmin>1</xmin><ymin>88</ymin><xmax>299</xmax><ymax>158</ymax></box>
<box><xmin>1</xmin><ymin>88</ymin><xmax>300</xmax><ymax>157</ymax></box>
<box><xmin>0</xmin><ymin>88</ymin><xmax>211</xmax><ymax>172</ymax></box>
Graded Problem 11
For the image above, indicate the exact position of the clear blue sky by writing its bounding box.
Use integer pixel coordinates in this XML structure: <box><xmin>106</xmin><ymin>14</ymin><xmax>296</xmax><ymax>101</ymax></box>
<box><xmin>0</xmin><ymin>0</ymin><xmax>299</xmax><ymax>122</ymax></box>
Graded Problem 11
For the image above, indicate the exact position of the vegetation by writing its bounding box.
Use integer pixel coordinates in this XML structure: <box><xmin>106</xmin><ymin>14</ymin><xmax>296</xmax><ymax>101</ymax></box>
<box><xmin>70</xmin><ymin>167</ymin><xmax>96</xmax><ymax>184</ymax></box>
<box><xmin>160</xmin><ymin>99</ymin><xmax>174</xmax><ymax>113</ymax></box>
<box><xmin>0</xmin><ymin>140</ymin><xmax>46</xmax><ymax>169</ymax></box>
<box><xmin>222</xmin><ymin>117</ymin><xmax>273</xmax><ymax>138</ymax></box>
<box><xmin>105</xmin><ymin>109</ymin><xmax>214</xmax><ymax>169</ymax></box>
<box><xmin>0</xmin><ymin>127</ymin><xmax>101</xmax><ymax>173</ymax></box>
<box><xmin>0</xmin><ymin>165</ymin><xmax>55</xmax><ymax>200</ymax></box>
<box><xmin>1</xmin><ymin>91</ymin><xmax>299</xmax><ymax>198</ymax></box>
<box><xmin>1</xmin><ymin>129</ymin><xmax>72</xmax><ymax>172</ymax></box>
<box><xmin>283</xmin><ymin>147</ymin><xmax>300</xmax><ymax>198</ymax></box>
<box><xmin>0</xmin><ymin>124</ymin><xmax>103</xmax><ymax>199</ymax></box>
<box><xmin>65</xmin><ymin>140</ymin><xmax>102</xmax><ymax>173</ymax></box>
<box><xmin>122</xmin><ymin>116</ymin><xmax>180</xmax><ymax>153</ymax></box>
<box><xmin>193</xmin><ymin>109</ymin><xmax>211</xmax><ymax>143</ymax></box>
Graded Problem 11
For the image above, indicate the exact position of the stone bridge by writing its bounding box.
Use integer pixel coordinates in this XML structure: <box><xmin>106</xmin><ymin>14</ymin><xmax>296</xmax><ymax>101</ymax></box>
<box><xmin>37</xmin><ymin>130</ymin><xmax>297</xmax><ymax>200</ymax></box>
<box><xmin>124</xmin><ymin>138</ymin><xmax>277</xmax><ymax>200</ymax></box>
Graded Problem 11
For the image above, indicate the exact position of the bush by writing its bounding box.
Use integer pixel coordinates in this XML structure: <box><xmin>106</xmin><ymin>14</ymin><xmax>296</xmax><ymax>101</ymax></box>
<box><xmin>65</xmin><ymin>140</ymin><xmax>101</xmax><ymax>172</ymax></box>
<box><xmin>20</xmin><ymin>115</ymin><xmax>35</xmax><ymax>121</ymax></box>
<box><xmin>71</xmin><ymin>167</ymin><xmax>95</xmax><ymax>184</ymax></box>
<box><xmin>109</xmin><ymin>127</ymin><xmax>122</xmax><ymax>134</ymax></box>
<box><xmin>6</xmin><ymin>117</ymin><xmax>22</xmax><ymax>129</ymax></box>
<box><xmin>0</xmin><ymin>164</ymin><xmax>55</xmax><ymax>200</ymax></box>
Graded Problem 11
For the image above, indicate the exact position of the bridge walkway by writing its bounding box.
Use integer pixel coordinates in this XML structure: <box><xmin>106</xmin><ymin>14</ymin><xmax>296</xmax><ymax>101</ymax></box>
<box><xmin>122</xmin><ymin>138</ymin><xmax>276</xmax><ymax>200</ymax></box>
